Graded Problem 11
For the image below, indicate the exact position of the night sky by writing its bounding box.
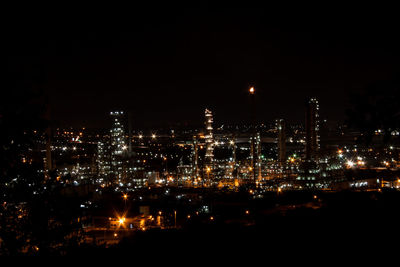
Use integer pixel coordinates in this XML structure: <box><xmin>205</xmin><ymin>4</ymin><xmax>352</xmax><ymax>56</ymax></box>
<box><xmin>5</xmin><ymin>6</ymin><xmax>400</xmax><ymax>128</ymax></box>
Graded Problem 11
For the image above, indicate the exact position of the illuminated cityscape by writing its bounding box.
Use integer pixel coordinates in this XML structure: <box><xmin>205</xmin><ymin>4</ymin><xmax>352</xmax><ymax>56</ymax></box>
<box><xmin>3</xmin><ymin>6</ymin><xmax>400</xmax><ymax>256</ymax></box>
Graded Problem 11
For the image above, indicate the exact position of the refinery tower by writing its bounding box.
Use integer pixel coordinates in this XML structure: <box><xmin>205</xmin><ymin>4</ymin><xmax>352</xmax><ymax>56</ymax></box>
<box><xmin>305</xmin><ymin>98</ymin><xmax>320</xmax><ymax>161</ymax></box>
<box><xmin>204</xmin><ymin>108</ymin><xmax>214</xmax><ymax>184</ymax></box>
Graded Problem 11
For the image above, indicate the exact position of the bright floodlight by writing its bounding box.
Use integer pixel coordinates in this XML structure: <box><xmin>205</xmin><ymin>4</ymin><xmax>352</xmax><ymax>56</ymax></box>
<box><xmin>346</xmin><ymin>160</ymin><xmax>354</xmax><ymax>168</ymax></box>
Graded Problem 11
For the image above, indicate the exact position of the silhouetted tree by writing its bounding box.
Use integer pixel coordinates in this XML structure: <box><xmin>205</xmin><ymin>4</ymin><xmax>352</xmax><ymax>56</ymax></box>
<box><xmin>346</xmin><ymin>78</ymin><xmax>400</xmax><ymax>145</ymax></box>
<box><xmin>0</xmin><ymin>70</ymin><xmax>83</xmax><ymax>255</ymax></box>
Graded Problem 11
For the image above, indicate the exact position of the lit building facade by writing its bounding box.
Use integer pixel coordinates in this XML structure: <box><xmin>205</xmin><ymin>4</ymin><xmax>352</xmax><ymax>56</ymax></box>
<box><xmin>298</xmin><ymin>98</ymin><xmax>323</xmax><ymax>188</ymax></box>
<box><xmin>192</xmin><ymin>135</ymin><xmax>200</xmax><ymax>185</ymax></box>
<box><xmin>110</xmin><ymin>111</ymin><xmax>127</xmax><ymax>187</ymax></box>
<box><xmin>204</xmin><ymin>109</ymin><xmax>214</xmax><ymax>183</ymax></box>
<box><xmin>255</xmin><ymin>132</ymin><xmax>262</xmax><ymax>180</ymax></box>
<box><xmin>97</xmin><ymin>138</ymin><xmax>111</xmax><ymax>186</ymax></box>
<box><xmin>305</xmin><ymin>97</ymin><xmax>320</xmax><ymax>161</ymax></box>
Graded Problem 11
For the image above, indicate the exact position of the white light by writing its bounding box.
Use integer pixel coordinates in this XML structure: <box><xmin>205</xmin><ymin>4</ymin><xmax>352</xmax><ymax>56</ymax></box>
<box><xmin>346</xmin><ymin>160</ymin><xmax>354</xmax><ymax>168</ymax></box>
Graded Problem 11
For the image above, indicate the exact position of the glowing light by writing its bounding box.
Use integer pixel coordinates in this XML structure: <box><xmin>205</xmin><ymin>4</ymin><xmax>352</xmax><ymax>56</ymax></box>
<box><xmin>118</xmin><ymin>217</ymin><xmax>126</xmax><ymax>225</ymax></box>
<box><xmin>346</xmin><ymin>160</ymin><xmax>354</xmax><ymax>168</ymax></box>
<box><xmin>249</xmin><ymin>87</ymin><xmax>255</xmax><ymax>94</ymax></box>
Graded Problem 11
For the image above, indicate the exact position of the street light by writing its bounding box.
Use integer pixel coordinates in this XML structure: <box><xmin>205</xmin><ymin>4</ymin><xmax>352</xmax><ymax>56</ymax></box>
<box><xmin>164</xmin><ymin>157</ymin><xmax>168</xmax><ymax>183</ymax></box>
<box><xmin>174</xmin><ymin>210</ymin><xmax>177</xmax><ymax>228</ymax></box>
<box><xmin>118</xmin><ymin>217</ymin><xmax>126</xmax><ymax>228</ymax></box>
<box><xmin>122</xmin><ymin>193</ymin><xmax>128</xmax><ymax>208</ymax></box>
<box><xmin>249</xmin><ymin>86</ymin><xmax>255</xmax><ymax>95</ymax></box>
<box><xmin>206</xmin><ymin>166</ymin><xmax>211</xmax><ymax>186</ymax></box>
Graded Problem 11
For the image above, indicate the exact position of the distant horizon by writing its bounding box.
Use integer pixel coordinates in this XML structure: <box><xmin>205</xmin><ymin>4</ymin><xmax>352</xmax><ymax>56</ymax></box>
<box><xmin>49</xmin><ymin>96</ymin><xmax>348</xmax><ymax>129</ymax></box>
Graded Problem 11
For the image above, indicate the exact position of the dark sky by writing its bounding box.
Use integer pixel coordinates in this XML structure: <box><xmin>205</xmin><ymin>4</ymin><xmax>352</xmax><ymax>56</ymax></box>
<box><xmin>5</xmin><ymin>6</ymin><xmax>400</xmax><ymax>129</ymax></box>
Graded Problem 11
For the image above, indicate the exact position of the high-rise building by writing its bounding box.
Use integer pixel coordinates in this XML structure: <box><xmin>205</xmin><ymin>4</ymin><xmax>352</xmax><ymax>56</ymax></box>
<box><xmin>110</xmin><ymin>111</ymin><xmax>127</xmax><ymax>186</ymax></box>
<box><xmin>192</xmin><ymin>135</ymin><xmax>200</xmax><ymax>185</ymax></box>
<box><xmin>249</xmin><ymin>132</ymin><xmax>261</xmax><ymax>182</ymax></box>
<box><xmin>276</xmin><ymin>119</ymin><xmax>286</xmax><ymax>166</ymax></box>
<box><xmin>97</xmin><ymin>138</ymin><xmax>111</xmax><ymax>186</ymax></box>
<box><xmin>204</xmin><ymin>109</ymin><xmax>214</xmax><ymax>183</ymax></box>
<box><xmin>230</xmin><ymin>136</ymin><xmax>237</xmax><ymax>180</ymax></box>
<box><xmin>305</xmin><ymin>98</ymin><xmax>320</xmax><ymax>161</ymax></box>
<box><xmin>255</xmin><ymin>132</ymin><xmax>262</xmax><ymax>180</ymax></box>
<box><xmin>297</xmin><ymin>98</ymin><xmax>321</xmax><ymax>188</ymax></box>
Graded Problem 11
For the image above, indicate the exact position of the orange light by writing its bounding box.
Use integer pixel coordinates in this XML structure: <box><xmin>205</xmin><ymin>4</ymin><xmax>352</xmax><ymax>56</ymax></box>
<box><xmin>118</xmin><ymin>217</ymin><xmax>126</xmax><ymax>225</ymax></box>
<box><xmin>249</xmin><ymin>87</ymin><xmax>255</xmax><ymax>94</ymax></box>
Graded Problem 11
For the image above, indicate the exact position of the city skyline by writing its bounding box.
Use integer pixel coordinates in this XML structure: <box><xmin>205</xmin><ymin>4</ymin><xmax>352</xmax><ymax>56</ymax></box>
<box><xmin>3</xmin><ymin>5</ymin><xmax>400</xmax><ymax>256</ymax></box>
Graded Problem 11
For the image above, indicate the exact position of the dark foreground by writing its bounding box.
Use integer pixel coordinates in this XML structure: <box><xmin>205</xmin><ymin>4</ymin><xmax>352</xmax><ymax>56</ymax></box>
<box><xmin>67</xmin><ymin>189</ymin><xmax>400</xmax><ymax>257</ymax></box>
